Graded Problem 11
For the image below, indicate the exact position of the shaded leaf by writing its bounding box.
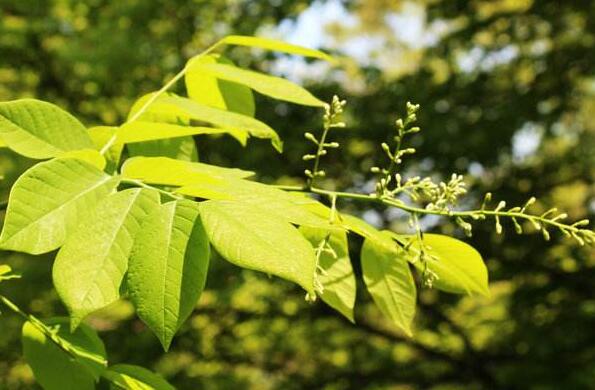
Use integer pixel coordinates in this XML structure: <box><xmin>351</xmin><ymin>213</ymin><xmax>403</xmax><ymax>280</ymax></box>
<box><xmin>127</xmin><ymin>200</ymin><xmax>210</xmax><ymax>350</ymax></box>
<box><xmin>22</xmin><ymin>318</ymin><xmax>107</xmax><ymax>390</ymax></box>
<box><xmin>103</xmin><ymin>364</ymin><xmax>175</xmax><ymax>390</ymax></box>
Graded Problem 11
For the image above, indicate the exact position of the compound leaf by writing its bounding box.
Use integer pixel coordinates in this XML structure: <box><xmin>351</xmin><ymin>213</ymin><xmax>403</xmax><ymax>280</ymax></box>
<box><xmin>127</xmin><ymin>200</ymin><xmax>210</xmax><ymax>351</ymax></box>
<box><xmin>53</xmin><ymin>188</ymin><xmax>160</xmax><ymax>330</ymax></box>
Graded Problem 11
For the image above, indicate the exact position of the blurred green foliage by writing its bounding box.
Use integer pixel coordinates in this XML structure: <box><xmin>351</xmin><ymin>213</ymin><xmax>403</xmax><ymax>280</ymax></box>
<box><xmin>0</xmin><ymin>0</ymin><xmax>593</xmax><ymax>389</ymax></box>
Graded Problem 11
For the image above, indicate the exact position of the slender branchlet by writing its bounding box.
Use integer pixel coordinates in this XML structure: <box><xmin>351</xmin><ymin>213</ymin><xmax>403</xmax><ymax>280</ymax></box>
<box><xmin>305</xmin><ymin>194</ymin><xmax>338</xmax><ymax>303</ymax></box>
<box><xmin>303</xmin><ymin>95</ymin><xmax>346</xmax><ymax>188</ymax></box>
<box><xmin>409</xmin><ymin>213</ymin><xmax>439</xmax><ymax>288</ymax></box>
<box><xmin>371</xmin><ymin>101</ymin><xmax>420</xmax><ymax>196</ymax></box>
<box><xmin>0</xmin><ymin>294</ymin><xmax>106</xmax><ymax>366</ymax></box>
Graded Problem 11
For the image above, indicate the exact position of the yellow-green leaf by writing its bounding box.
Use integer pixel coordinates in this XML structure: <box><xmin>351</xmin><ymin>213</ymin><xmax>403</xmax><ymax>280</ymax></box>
<box><xmin>185</xmin><ymin>54</ymin><xmax>255</xmax><ymax>117</ymax></box>
<box><xmin>0</xmin><ymin>99</ymin><xmax>94</xmax><ymax>159</ymax></box>
<box><xmin>191</xmin><ymin>62</ymin><xmax>325</xmax><ymax>107</ymax></box>
<box><xmin>300</xmin><ymin>227</ymin><xmax>356</xmax><ymax>322</ymax></box>
<box><xmin>221</xmin><ymin>35</ymin><xmax>333</xmax><ymax>61</ymax></box>
<box><xmin>53</xmin><ymin>188</ymin><xmax>160</xmax><ymax>329</ymax></box>
<box><xmin>149</xmin><ymin>95</ymin><xmax>282</xmax><ymax>152</ymax></box>
<box><xmin>400</xmin><ymin>233</ymin><xmax>490</xmax><ymax>297</ymax></box>
<box><xmin>361</xmin><ymin>233</ymin><xmax>416</xmax><ymax>336</ymax></box>
<box><xmin>122</xmin><ymin>156</ymin><xmax>253</xmax><ymax>186</ymax></box>
<box><xmin>199</xmin><ymin>200</ymin><xmax>317</xmax><ymax>295</ymax></box>
<box><xmin>0</xmin><ymin>158</ymin><xmax>120</xmax><ymax>254</ymax></box>
<box><xmin>58</xmin><ymin>149</ymin><xmax>106</xmax><ymax>170</ymax></box>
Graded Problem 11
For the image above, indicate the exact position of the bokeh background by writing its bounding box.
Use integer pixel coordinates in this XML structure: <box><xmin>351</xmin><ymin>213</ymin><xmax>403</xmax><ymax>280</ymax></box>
<box><xmin>0</xmin><ymin>1</ymin><xmax>594</xmax><ymax>389</ymax></box>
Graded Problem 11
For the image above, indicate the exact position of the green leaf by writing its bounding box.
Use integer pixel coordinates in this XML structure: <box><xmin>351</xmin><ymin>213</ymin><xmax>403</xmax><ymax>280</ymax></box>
<box><xmin>149</xmin><ymin>95</ymin><xmax>282</xmax><ymax>152</ymax></box>
<box><xmin>190</xmin><ymin>62</ymin><xmax>325</xmax><ymax>107</ymax></box>
<box><xmin>53</xmin><ymin>188</ymin><xmax>160</xmax><ymax>330</ymax></box>
<box><xmin>128</xmin><ymin>137</ymin><xmax>198</xmax><ymax>162</ymax></box>
<box><xmin>22</xmin><ymin>318</ymin><xmax>107</xmax><ymax>390</ymax></box>
<box><xmin>361</xmin><ymin>233</ymin><xmax>416</xmax><ymax>336</ymax></box>
<box><xmin>185</xmin><ymin>54</ymin><xmax>255</xmax><ymax>117</ymax></box>
<box><xmin>300</xmin><ymin>227</ymin><xmax>356</xmax><ymax>322</ymax></box>
<box><xmin>0</xmin><ymin>99</ymin><xmax>94</xmax><ymax>159</ymax></box>
<box><xmin>117</xmin><ymin>121</ymin><xmax>229</xmax><ymax>144</ymax></box>
<box><xmin>399</xmin><ymin>233</ymin><xmax>490</xmax><ymax>297</ymax></box>
<box><xmin>122</xmin><ymin>156</ymin><xmax>254</xmax><ymax>187</ymax></box>
<box><xmin>221</xmin><ymin>35</ymin><xmax>333</xmax><ymax>61</ymax></box>
<box><xmin>126</xmin><ymin>93</ymin><xmax>199</xmax><ymax>162</ymax></box>
<box><xmin>127</xmin><ymin>200</ymin><xmax>210</xmax><ymax>350</ymax></box>
<box><xmin>0</xmin><ymin>158</ymin><xmax>120</xmax><ymax>254</ymax></box>
<box><xmin>178</xmin><ymin>179</ymin><xmax>336</xmax><ymax>229</ymax></box>
<box><xmin>58</xmin><ymin>149</ymin><xmax>106</xmax><ymax>170</ymax></box>
<box><xmin>103</xmin><ymin>364</ymin><xmax>175</xmax><ymax>390</ymax></box>
<box><xmin>199</xmin><ymin>200</ymin><xmax>317</xmax><ymax>295</ymax></box>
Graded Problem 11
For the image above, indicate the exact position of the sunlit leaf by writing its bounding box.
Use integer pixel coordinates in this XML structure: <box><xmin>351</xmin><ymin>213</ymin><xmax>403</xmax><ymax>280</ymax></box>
<box><xmin>190</xmin><ymin>62</ymin><xmax>325</xmax><ymax>107</ymax></box>
<box><xmin>300</xmin><ymin>226</ymin><xmax>356</xmax><ymax>322</ymax></box>
<box><xmin>398</xmin><ymin>233</ymin><xmax>490</xmax><ymax>297</ymax></box>
<box><xmin>148</xmin><ymin>95</ymin><xmax>282</xmax><ymax>152</ymax></box>
<box><xmin>117</xmin><ymin>121</ymin><xmax>228</xmax><ymax>144</ymax></box>
<box><xmin>221</xmin><ymin>35</ymin><xmax>333</xmax><ymax>61</ymax></box>
<box><xmin>178</xmin><ymin>179</ymin><xmax>336</xmax><ymax>229</ymax></box>
<box><xmin>53</xmin><ymin>188</ymin><xmax>160</xmax><ymax>330</ymax></box>
<box><xmin>88</xmin><ymin>126</ymin><xmax>124</xmax><ymax>173</ymax></box>
<box><xmin>0</xmin><ymin>99</ymin><xmax>94</xmax><ymax>159</ymax></box>
<box><xmin>199</xmin><ymin>200</ymin><xmax>317</xmax><ymax>295</ymax></box>
<box><xmin>58</xmin><ymin>149</ymin><xmax>106</xmax><ymax>170</ymax></box>
<box><xmin>126</xmin><ymin>93</ymin><xmax>199</xmax><ymax>162</ymax></box>
<box><xmin>185</xmin><ymin>54</ymin><xmax>255</xmax><ymax>117</ymax></box>
<box><xmin>361</xmin><ymin>233</ymin><xmax>416</xmax><ymax>336</ymax></box>
<box><xmin>0</xmin><ymin>158</ymin><xmax>120</xmax><ymax>254</ymax></box>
